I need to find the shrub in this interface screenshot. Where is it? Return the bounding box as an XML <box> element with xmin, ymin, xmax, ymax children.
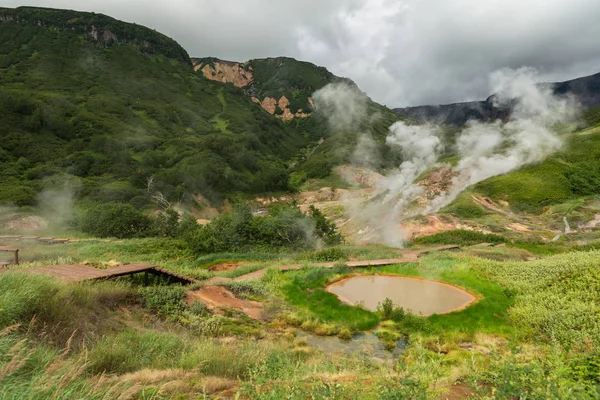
<box><xmin>377</xmin><ymin>298</ymin><xmax>394</xmax><ymax>321</ymax></box>
<box><xmin>223</xmin><ymin>281</ymin><xmax>271</xmax><ymax>299</ymax></box>
<box><xmin>74</xmin><ymin>202</ymin><xmax>153</xmax><ymax>238</ymax></box>
<box><xmin>338</xmin><ymin>328</ymin><xmax>352</xmax><ymax>340</ymax></box>
<box><xmin>139</xmin><ymin>285</ymin><xmax>186</xmax><ymax>316</ymax></box>
<box><xmin>151</xmin><ymin>208</ymin><xmax>180</xmax><ymax>237</ymax></box>
<box><xmin>413</xmin><ymin>229</ymin><xmax>505</xmax><ymax>246</ymax></box>
<box><xmin>297</xmin><ymin>247</ymin><xmax>348</xmax><ymax>262</ymax></box>
<box><xmin>184</xmin><ymin>203</ymin><xmax>344</xmax><ymax>254</ymax></box>
<box><xmin>308</xmin><ymin>205</ymin><xmax>344</xmax><ymax>245</ymax></box>
<box><xmin>187</xmin><ymin>301</ymin><xmax>209</xmax><ymax>316</ymax></box>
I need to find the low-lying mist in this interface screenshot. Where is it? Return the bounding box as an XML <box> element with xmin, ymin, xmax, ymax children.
<box><xmin>313</xmin><ymin>67</ymin><xmax>578</xmax><ymax>246</ymax></box>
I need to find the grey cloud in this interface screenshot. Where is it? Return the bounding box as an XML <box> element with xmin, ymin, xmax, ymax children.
<box><xmin>4</xmin><ymin>0</ymin><xmax>600</xmax><ymax>106</ymax></box>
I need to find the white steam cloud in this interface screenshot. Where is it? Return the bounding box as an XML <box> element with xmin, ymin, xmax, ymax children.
<box><xmin>37</xmin><ymin>176</ymin><xmax>81</xmax><ymax>231</ymax></box>
<box><xmin>312</xmin><ymin>82</ymin><xmax>368</xmax><ymax>132</ymax></box>
<box><xmin>337</xmin><ymin>67</ymin><xmax>577</xmax><ymax>246</ymax></box>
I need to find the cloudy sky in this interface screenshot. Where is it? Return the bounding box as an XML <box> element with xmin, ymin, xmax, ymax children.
<box><xmin>5</xmin><ymin>0</ymin><xmax>600</xmax><ymax>107</ymax></box>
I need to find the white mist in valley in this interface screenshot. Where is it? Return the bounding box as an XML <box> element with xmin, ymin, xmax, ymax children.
<box><xmin>314</xmin><ymin>67</ymin><xmax>578</xmax><ymax>247</ymax></box>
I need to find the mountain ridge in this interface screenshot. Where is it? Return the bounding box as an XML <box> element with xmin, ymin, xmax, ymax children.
<box><xmin>394</xmin><ymin>72</ymin><xmax>600</xmax><ymax>126</ymax></box>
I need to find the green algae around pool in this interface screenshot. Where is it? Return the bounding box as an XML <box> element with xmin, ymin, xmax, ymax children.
<box><xmin>327</xmin><ymin>275</ymin><xmax>476</xmax><ymax>316</ymax></box>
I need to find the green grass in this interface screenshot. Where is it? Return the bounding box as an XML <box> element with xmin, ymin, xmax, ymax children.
<box><xmin>210</xmin><ymin>89</ymin><xmax>230</xmax><ymax>133</ymax></box>
<box><xmin>469</xmin><ymin>126</ymin><xmax>600</xmax><ymax>213</ymax></box>
<box><xmin>472</xmin><ymin>250</ymin><xmax>600</xmax><ymax>348</ymax></box>
<box><xmin>371</xmin><ymin>254</ymin><xmax>513</xmax><ymax>335</ymax></box>
<box><xmin>88</xmin><ymin>330</ymin><xmax>187</xmax><ymax>374</ymax></box>
<box><xmin>442</xmin><ymin>190</ymin><xmax>487</xmax><ymax>218</ymax></box>
<box><xmin>2</xmin><ymin>241</ymin><xmax>600</xmax><ymax>398</ymax></box>
<box><xmin>281</xmin><ymin>266</ymin><xmax>380</xmax><ymax>332</ymax></box>
<box><xmin>0</xmin><ymin>272</ymin><xmax>135</xmax><ymax>345</ymax></box>
<box><xmin>411</xmin><ymin>230</ymin><xmax>506</xmax><ymax>246</ymax></box>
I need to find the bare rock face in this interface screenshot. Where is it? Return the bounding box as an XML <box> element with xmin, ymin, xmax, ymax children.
<box><xmin>255</xmin><ymin>97</ymin><xmax>277</xmax><ymax>114</ymax></box>
<box><xmin>418</xmin><ymin>167</ymin><xmax>459</xmax><ymax>199</ymax></box>
<box><xmin>90</xmin><ymin>25</ymin><xmax>117</xmax><ymax>42</ymax></box>
<box><xmin>193</xmin><ymin>59</ymin><xmax>313</xmax><ymax>121</ymax></box>
<box><xmin>193</xmin><ymin>59</ymin><xmax>254</xmax><ymax>88</ymax></box>
<box><xmin>251</xmin><ymin>95</ymin><xmax>311</xmax><ymax>121</ymax></box>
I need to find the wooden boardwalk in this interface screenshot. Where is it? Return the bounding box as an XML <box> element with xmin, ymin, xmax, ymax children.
<box><xmin>0</xmin><ymin>235</ymin><xmax>79</xmax><ymax>245</ymax></box>
<box><xmin>203</xmin><ymin>244</ymin><xmax>461</xmax><ymax>285</ymax></box>
<box><xmin>0</xmin><ymin>244</ymin><xmax>461</xmax><ymax>286</ymax></box>
<box><xmin>1</xmin><ymin>263</ymin><xmax>197</xmax><ymax>284</ymax></box>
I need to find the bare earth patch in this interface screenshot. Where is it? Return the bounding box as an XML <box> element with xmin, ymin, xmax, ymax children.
<box><xmin>187</xmin><ymin>286</ymin><xmax>264</xmax><ymax>320</ymax></box>
<box><xmin>208</xmin><ymin>262</ymin><xmax>240</xmax><ymax>272</ymax></box>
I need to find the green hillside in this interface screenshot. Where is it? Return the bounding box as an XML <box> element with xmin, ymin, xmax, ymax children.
<box><xmin>0</xmin><ymin>7</ymin><xmax>407</xmax><ymax>210</ymax></box>
<box><xmin>447</xmin><ymin>123</ymin><xmax>600</xmax><ymax>215</ymax></box>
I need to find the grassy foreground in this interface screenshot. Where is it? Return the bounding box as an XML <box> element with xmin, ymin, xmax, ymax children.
<box><xmin>1</xmin><ymin>239</ymin><xmax>600</xmax><ymax>398</ymax></box>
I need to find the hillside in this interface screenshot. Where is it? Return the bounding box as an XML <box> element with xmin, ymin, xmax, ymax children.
<box><xmin>0</xmin><ymin>6</ymin><xmax>310</xmax><ymax>208</ymax></box>
<box><xmin>0</xmin><ymin>6</ymin><xmax>406</xmax><ymax>212</ymax></box>
<box><xmin>395</xmin><ymin>72</ymin><xmax>600</xmax><ymax>126</ymax></box>
<box><xmin>192</xmin><ymin>56</ymin><xmax>347</xmax><ymax>121</ymax></box>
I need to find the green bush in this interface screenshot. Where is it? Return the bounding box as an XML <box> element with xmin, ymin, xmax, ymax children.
<box><xmin>152</xmin><ymin>208</ymin><xmax>181</xmax><ymax>237</ymax></box>
<box><xmin>297</xmin><ymin>247</ymin><xmax>348</xmax><ymax>262</ymax></box>
<box><xmin>223</xmin><ymin>281</ymin><xmax>271</xmax><ymax>299</ymax></box>
<box><xmin>413</xmin><ymin>230</ymin><xmax>505</xmax><ymax>246</ymax></box>
<box><xmin>74</xmin><ymin>202</ymin><xmax>153</xmax><ymax>238</ymax></box>
<box><xmin>308</xmin><ymin>205</ymin><xmax>344</xmax><ymax>245</ymax></box>
<box><xmin>0</xmin><ymin>182</ymin><xmax>37</xmax><ymax>206</ymax></box>
<box><xmin>139</xmin><ymin>285</ymin><xmax>186</xmax><ymax>316</ymax></box>
<box><xmin>377</xmin><ymin>298</ymin><xmax>409</xmax><ymax>323</ymax></box>
<box><xmin>377</xmin><ymin>298</ymin><xmax>394</xmax><ymax>320</ymax></box>
<box><xmin>565</xmin><ymin>161</ymin><xmax>600</xmax><ymax>195</ymax></box>
<box><xmin>184</xmin><ymin>203</ymin><xmax>343</xmax><ymax>254</ymax></box>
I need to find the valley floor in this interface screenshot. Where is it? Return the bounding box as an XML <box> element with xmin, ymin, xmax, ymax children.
<box><xmin>1</xmin><ymin>237</ymin><xmax>599</xmax><ymax>399</ymax></box>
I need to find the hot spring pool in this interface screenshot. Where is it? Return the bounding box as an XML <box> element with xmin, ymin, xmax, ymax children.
<box><xmin>326</xmin><ymin>275</ymin><xmax>476</xmax><ymax>316</ymax></box>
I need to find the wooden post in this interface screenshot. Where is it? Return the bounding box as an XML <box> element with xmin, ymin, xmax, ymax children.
<box><xmin>144</xmin><ymin>271</ymin><xmax>148</xmax><ymax>286</ymax></box>
<box><xmin>14</xmin><ymin>249</ymin><xmax>18</xmax><ymax>265</ymax></box>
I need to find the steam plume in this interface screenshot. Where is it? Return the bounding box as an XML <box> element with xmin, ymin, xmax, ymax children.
<box><xmin>312</xmin><ymin>81</ymin><xmax>368</xmax><ymax>132</ymax></box>
<box><xmin>354</xmin><ymin>67</ymin><xmax>577</xmax><ymax>246</ymax></box>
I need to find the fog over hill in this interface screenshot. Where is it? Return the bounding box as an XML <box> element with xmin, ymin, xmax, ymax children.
<box><xmin>394</xmin><ymin>71</ymin><xmax>600</xmax><ymax>126</ymax></box>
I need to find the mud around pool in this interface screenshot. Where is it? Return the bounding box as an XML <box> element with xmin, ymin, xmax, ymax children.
<box><xmin>326</xmin><ymin>275</ymin><xmax>476</xmax><ymax>316</ymax></box>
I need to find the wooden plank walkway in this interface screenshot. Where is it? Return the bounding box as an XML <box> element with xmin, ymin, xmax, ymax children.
<box><xmin>0</xmin><ymin>235</ymin><xmax>72</xmax><ymax>244</ymax></box>
<box><xmin>203</xmin><ymin>244</ymin><xmax>462</xmax><ymax>285</ymax></box>
<box><xmin>1</xmin><ymin>263</ymin><xmax>197</xmax><ymax>284</ymax></box>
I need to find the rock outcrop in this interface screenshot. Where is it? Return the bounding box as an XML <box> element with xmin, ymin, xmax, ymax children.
<box><xmin>251</xmin><ymin>95</ymin><xmax>311</xmax><ymax>121</ymax></box>
<box><xmin>192</xmin><ymin>59</ymin><xmax>254</xmax><ymax>88</ymax></box>
<box><xmin>192</xmin><ymin>58</ymin><xmax>313</xmax><ymax>121</ymax></box>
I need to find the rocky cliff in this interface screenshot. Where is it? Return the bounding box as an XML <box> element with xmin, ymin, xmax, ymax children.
<box><xmin>191</xmin><ymin>57</ymin><xmax>335</xmax><ymax>121</ymax></box>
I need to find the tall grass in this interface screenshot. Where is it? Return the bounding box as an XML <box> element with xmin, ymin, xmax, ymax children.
<box><xmin>472</xmin><ymin>250</ymin><xmax>600</xmax><ymax>348</ymax></box>
<box><xmin>0</xmin><ymin>273</ymin><xmax>135</xmax><ymax>345</ymax></box>
<box><xmin>88</xmin><ymin>330</ymin><xmax>187</xmax><ymax>374</ymax></box>
<box><xmin>0</xmin><ymin>330</ymin><xmax>129</xmax><ymax>399</ymax></box>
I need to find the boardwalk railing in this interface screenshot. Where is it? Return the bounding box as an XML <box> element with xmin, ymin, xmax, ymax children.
<box><xmin>0</xmin><ymin>247</ymin><xmax>19</xmax><ymax>266</ymax></box>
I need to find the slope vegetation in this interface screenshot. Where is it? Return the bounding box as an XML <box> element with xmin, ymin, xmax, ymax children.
<box><xmin>0</xmin><ymin>7</ymin><xmax>330</xmax><ymax>208</ymax></box>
